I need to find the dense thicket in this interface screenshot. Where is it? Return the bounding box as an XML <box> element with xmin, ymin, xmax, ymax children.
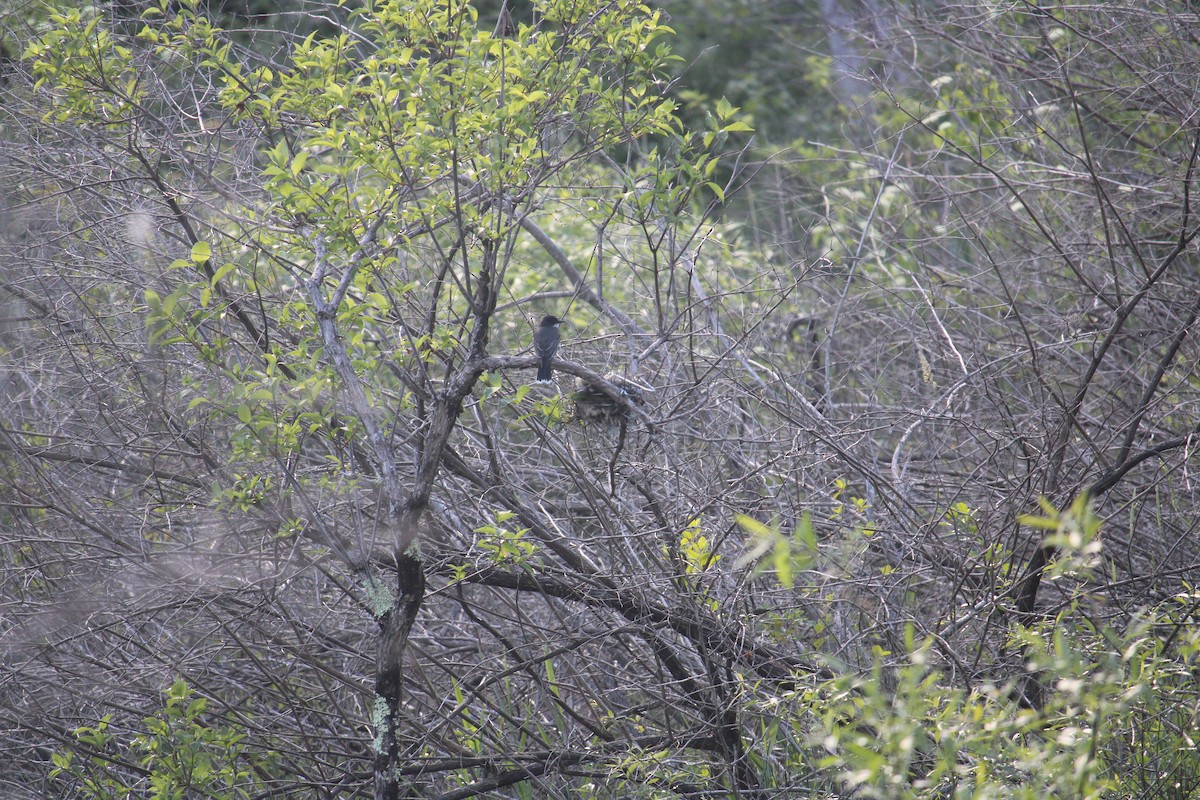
<box><xmin>3</xmin><ymin>1</ymin><xmax>1200</xmax><ymax>798</ymax></box>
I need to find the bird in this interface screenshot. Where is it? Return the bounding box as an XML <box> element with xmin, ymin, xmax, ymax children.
<box><xmin>533</xmin><ymin>315</ymin><xmax>562</xmax><ymax>382</ymax></box>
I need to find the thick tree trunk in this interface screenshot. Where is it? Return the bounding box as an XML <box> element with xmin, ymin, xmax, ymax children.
<box><xmin>374</xmin><ymin>550</ymin><xmax>426</xmax><ymax>800</ymax></box>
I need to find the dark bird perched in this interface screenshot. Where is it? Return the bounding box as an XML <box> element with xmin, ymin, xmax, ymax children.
<box><xmin>534</xmin><ymin>315</ymin><xmax>562</xmax><ymax>382</ymax></box>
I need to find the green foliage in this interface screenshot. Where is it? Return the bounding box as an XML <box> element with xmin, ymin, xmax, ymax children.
<box><xmin>1107</xmin><ymin>594</ymin><xmax>1200</xmax><ymax>798</ymax></box>
<box><xmin>807</xmin><ymin>636</ymin><xmax>1107</xmax><ymax>799</ymax></box>
<box><xmin>724</xmin><ymin>495</ymin><xmax>1200</xmax><ymax>798</ymax></box>
<box><xmin>1019</xmin><ymin>493</ymin><xmax>1104</xmax><ymax>580</ymax></box>
<box><xmin>532</xmin><ymin>391</ymin><xmax>567</xmax><ymax>423</ymax></box>
<box><xmin>734</xmin><ymin>512</ymin><xmax>815</xmax><ymax>589</ymax></box>
<box><xmin>24</xmin><ymin>6</ymin><xmax>141</xmax><ymax>123</ymax></box>
<box><xmin>219</xmin><ymin>0</ymin><xmax>683</xmax><ymax>244</ymax></box>
<box><xmin>52</xmin><ymin>679</ymin><xmax>273</xmax><ymax>800</ymax></box>
<box><xmin>474</xmin><ymin>510</ymin><xmax>539</xmax><ymax>567</ymax></box>
<box><xmin>675</xmin><ymin>515</ymin><xmax>720</xmax><ymax>575</ymax></box>
<box><xmin>830</xmin><ymin>477</ymin><xmax>874</xmax><ymax>534</ymax></box>
<box><xmin>719</xmin><ymin>601</ymin><xmax>1200</xmax><ymax>800</ymax></box>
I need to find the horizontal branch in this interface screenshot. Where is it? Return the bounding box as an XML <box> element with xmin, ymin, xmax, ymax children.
<box><xmin>0</xmin><ymin>427</ymin><xmax>206</xmax><ymax>489</ymax></box>
<box><xmin>422</xmin><ymin>730</ymin><xmax>723</xmax><ymax>800</ymax></box>
<box><xmin>478</xmin><ymin>355</ymin><xmax>655</xmax><ymax>427</ymax></box>
<box><xmin>1088</xmin><ymin>422</ymin><xmax>1200</xmax><ymax>498</ymax></box>
<box><xmin>441</xmin><ymin>562</ymin><xmax>833</xmax><ymax>685</ymax></box>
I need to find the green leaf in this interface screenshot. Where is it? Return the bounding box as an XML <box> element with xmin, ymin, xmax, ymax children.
<box><xmin>190</xmin><ymin>241</ymin><xmax>211</xmax><ymax>263</ymax></box>
<box><xmin>212</xmin><ymin>261</ymin><xmax>237</xmax><ymax>285</ymax></box>
<box><xmin>772</xmin><ymin>536</ymin><xmax>794</xmax><ymax>587</ymax></box>
<box><xmin>734</xmin><ymin>513</ymin><xmax>772</xmax><ymax>539</ymax></box>
<box><xmin>168</xmin><ymin>677</ymin><xmax>189</xmax><ymax>700</ymax></box>
<box><xmin>791</xmin><ymin>512</ymin><xmax>816</xmax><ymax>571</ymax></box>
